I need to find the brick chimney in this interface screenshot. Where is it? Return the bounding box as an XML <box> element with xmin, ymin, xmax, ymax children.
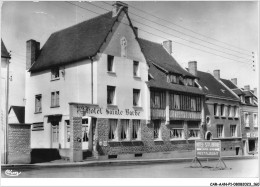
<box><xmin>112</xmin><ymin>1</ymin><xmax>128</xmax><ymax>17</ymax></box>
<box><xmin>163</xmin><ymin>40</ymin><xmax>172</xmax><ymax>54</ymax></box>
<box><xmin>213</xmin><ymin>70</ymin><xmax>220</xmax><ymax>80</ymax></box>
<box><xmin>26</xmin><ymin>39</ymin><xmax>40</xmax><ymax>70</ymax></box>
<box><xmin>244</xmin><ymin>85</ymin><xmax>250</xmax><ymax>91</ymax></box>
<box><xmin>254</xmin><ymin>88</ymin><xmax>257</xmax><ymax>96</ymax></box>
<box><xmin>231</xmin><ymin>78</ymin><xmax>237</xmax><ymax>85</ymax></box>
<box><xmin>188</xmin><ymin>61</ymin><xmax>197</xmax><ymax>76</ymax></box>
<box><xmin>134</xmin><ymin>27</ymin><xmax>138</xmax><ymax>37</ymax></box>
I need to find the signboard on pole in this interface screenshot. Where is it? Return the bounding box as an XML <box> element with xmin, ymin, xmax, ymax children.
<box><xmin>195</xmin><ymin>140</ymin><xmax>221</xmax><ymax>158</ymax></box>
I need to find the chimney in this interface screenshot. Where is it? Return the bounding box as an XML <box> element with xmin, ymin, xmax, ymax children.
<box><xmin>244</xmin><ymin>85</ymin><xmax>250</xmax><ymax>91</ymax></box>
<box><xmin>231</xmin><ymin>78</ymin><xmax>237</xmax><ymax>85</ymax></box>
<box><xmin>26</xmin><ymin>39</ymin><xmax>40</xmax><ymax>70</ymax></box>
<box><xmin>134</xmin><ymin>27</ymin><xmax>138</xmax><ymax>38</ymax></box>
<box><xmin>112</xmin><ymin>1</ymin><xmax>128</xmax><ymax>17</ymax></box>
<box><xmin>254</xmin><ymin>88</ymin><xmax>257</xmax><ymax>96</ymax></box>
<box><xmin>163</xmin><ymin>40</ymin><xmax>172</xmax><ymax>54</ymax></box>
<box><xmin>188</xmin><ymin>61</ymin><xmax>197</xmax><ymax>76</ymax></box>
<box><xmin>213</xmin><ymin>70</ymin><xmax>220</xmax><ymax>80</ymax></box>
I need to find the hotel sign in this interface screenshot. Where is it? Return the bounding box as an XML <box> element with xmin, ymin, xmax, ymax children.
<box><xmin>195</xmin><ymin>140</ymin><xmax>221</xmax><ymax>158</ymax></box>
<box><xmin>76</xmin><ymin>105</ymin><xmax>141</xmax><ymax>116</ymax></box>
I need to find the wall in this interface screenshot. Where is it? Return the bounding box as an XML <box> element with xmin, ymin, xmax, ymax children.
<box><xmin>8</xmin><ymin>108</ymin><xmax>19</xmax><ymax>123</ymax></box>
<box><xmin>8</xmin><ymin>124</ymin><xmax>31</xmax><ymax>164</ymax></box>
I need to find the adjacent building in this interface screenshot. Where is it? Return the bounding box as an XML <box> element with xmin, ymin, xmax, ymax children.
<box><xmin>221</xmin><ymin>78</ymin><xmax>258</xmax><ymax>155</ymax></box>
<box><xmin>1</xmin><ymin>39</ymin><xmax>11</xmax><ymax>164</ymax></box>
<box><xmin>192</xmin><ymin>67</ymin><xmax>242</xmax><ymax>156</ymax></box>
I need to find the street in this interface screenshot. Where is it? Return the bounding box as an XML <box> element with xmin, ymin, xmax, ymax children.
<box><xmin>1</xmin><ymin>158</ymin><xmax>258</xmax><ymax>178</ymax></box>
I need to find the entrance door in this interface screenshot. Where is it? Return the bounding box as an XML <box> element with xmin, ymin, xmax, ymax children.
<box><xmin>82</xmin><ymin>118</ymin><xmax>89</xmax><ymax>150</ymax></box>
<box><xmin>249</xmin><ymin>140</ymin><xmax>256</xmax><ymax>152</ymax></box>
<box><xmin>51</xmin><ymin>121</ymin><xmax>59</xmax><ymax>148</ymax></box>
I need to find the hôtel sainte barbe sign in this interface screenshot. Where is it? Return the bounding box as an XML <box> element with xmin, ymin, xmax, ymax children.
<box><xmin>76</xmin><ymin>105</ymin><xmax>141</xmax><ymax>116</ymax></box>
<box><xmin>195</xmin><ymin>140</ymin><xmax>221</xmax><ymax>158</ymax></box>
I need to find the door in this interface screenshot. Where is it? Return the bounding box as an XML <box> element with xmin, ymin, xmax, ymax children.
<box><xmin>82</xmin><ymin>118</ymin><xmax>90</xmax><ymax>150</ymax></box>
<box><xmin>51</xmin><ymin>121</ymin><xmax>59</xmax><ymax>148</ymax></box>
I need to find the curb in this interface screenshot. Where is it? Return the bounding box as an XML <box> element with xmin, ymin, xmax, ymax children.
<box><xmin>1</xmin><ymin>155</ymin><xmax>257</xmax><ymax>169</ymax></box>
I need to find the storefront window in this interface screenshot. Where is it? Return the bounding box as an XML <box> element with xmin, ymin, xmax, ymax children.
<box><xmin>82</xmin><ymin>119</ymin><xmax>89</xmax><ymax>142</ymax></box>
<box><xmin>153</xmin><ymin>120</ymin><xmax>161</xmax><ymax>139</ymax></box>
<box><xmin>121</xmin><ymin>119</ymin><xmax>129</xmax><ymax>140</ymax></box>
<box><xmin>109</xmin><ymin>119</ymin><xmax>118</xmax><ymax>140</ymax></box>
<box><xmin>188</xmin><ymin>121</ymin><xmax>200</xmax><ymax>138</ymax></box>
<box><xmin>132</xmin><ymin>120</ymin><xmax>140</xmax><ymax>140</ymax></box>
<box><xmin>169</xmin><ymin>120</ymin><xmax>184</xmax><ymax>139</ymax></box>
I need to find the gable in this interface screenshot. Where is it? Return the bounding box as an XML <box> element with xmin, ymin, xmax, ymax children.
<box><xmin>8</xmin><ymin>108</ymin><xmax>20</xmax><ymax>124</ymax></box>
<box><xmin>101</xmin><ymin>13</ymin><xmax>146</xmax><ymax>63</ymax></box>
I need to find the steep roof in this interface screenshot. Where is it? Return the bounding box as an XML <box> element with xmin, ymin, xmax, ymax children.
<box><xmin>232</xmin><ymin>88</ymin><xmax>245</xmax><ymax>96</ymax></box>
<box><xmin>220</xmin><ymin>78</ymin><xmax>238</xmax><ymax>89</ymax></box>
<box><xmin>197</xmin><ymin>71</ymin><xmax>239</xmax><ymax>101</ymax></box>
<box><xmin>30</xmin><ymin>11</ymin><xmax>119</xmax><ymax>72</ymax></box>
<box><xmin>147</xmin><ymin>63</ymin><xmax>204</xmax><ymax>95</ymax></box>
<box><xmin>9</xmin><ymin>106</ymin><xmax>25</xmax><ymax>123</ymax></box>
<box><xmin>1</xmin><ymin>39</ymin><xmax>11</xmax><ymax>59</ymax></box>
<box><xmin>138</xmin><ymin>38</ymin><xmax>196</xmax><ymax>78</ymax></box>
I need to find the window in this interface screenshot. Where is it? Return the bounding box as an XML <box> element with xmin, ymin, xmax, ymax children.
<box><xmin>32</xmin><ymin>122</ymin><xmax>44</xmax><ymax>131</ymax></box>
<box><xmin>244</xmin><ymin>113</ymin><xmax>249</xmax><ymax>127</ymax></box>
<box><xmin>220</xmin><ymin>104</ymin><xmax>225</xmax><ymax>117</ymax></box>
<box><xmin>169</xmin><ymin>120</ymin><xmax>184</xmax><ymax>139</ymax></box>
<box><xmin>107</xmin><ymin>55</ymin><xmax>114</xmax><ymax>72</ymax></box>
<box><xmin>52</xmin><ymin>121</ymin><xmax>59</xmax><ymax>143</ymax></box>
<box><xmin>240</xmin><ymin>95</ymin><xmax>245</xmax><ymax>103</ymax></box>
<box><xmin>82</xmin><ymin>119</ymin><xmax>89</xmax><ymax>142</ymax></box>
<box><xmin>217</xmin><ymin>125</ymin><xmax>224</xmax><ymax>138</ymax></box>
<box><xmin>133</xmin><ymin>89</ymin><xmax>141</xmax><ymax>106</ymax></box>
<box><xmin>133</xmin><ymin>61</ymin><xmax>139</xmax><ymax>77</ymax></box>
<box><xmin>191</xmin><ymin>97</ymin><xmax>196</xmax><ymax>111</ymax></box>
<box><xmin>151</xmin><ymin>90</ymin><xmax>166</xmax><ymax>109</ymax></box>
<box><xmin>121</xmin><ymin>119</ymin><xmax>129</xmax><ymax>140</ymax></box>
<box><xmin>186</xmin><ymin>78</ymin><xmax>194</xmax><ymax>86</ymax></box>
<box><xmin>51</xmin><ymin>68</ymin><xmax>59</xmax><ymax>80</ymax></box>
<box><xmin>234</xmin><ymin>106</ymin><xmax>239</xmax><ymax>118</ymax></box>
<box><xmin>253</xmin><ymin>114</ymin><xmax>258</xmax><ymax>127</ymax></box>
<box><xmin>188</xmin><ymin>121</ymin><xmax>200</xmax><ymax>139</ymax></box>
<box><xmin>206</xmin><ymin>116</ymin><xmax>210</xmax><ymax>125</ymax></box>
<box><xmin>35</xmin><ymin>94</ymin><xmax>42</xmax><ymax>113</ymax></box>
<box><xmin>214</xmin><ymin>104</ymin><xmax>219</xmax><ymax>116</ymax></box>
<box><xmin>245</xmin><ymin>97</ymin><xmax>250</xmax><ymax>104</ymax></box>
<box><xmin>120</xmin><ymin>37</ymin><xmax>127</xmax><ymax>57</ymax></box>
<box><xmin>66</xmin><ymin>120</ymin><xmax>70</xmax><ymax>142</ymax></box>
<box><xmin>132</xmin><ymin>120</ymin><xmax>141</xmax><ymax>140</ymax></box>
<box><xmin>51</xmin><ymin>91</ymin><xmax>59</xmax><ymax>107</ymax></box>
<box><xmin>230</xmin><ymin>125</ymin><xmax>237</xmax><ymax>137</ymax></box>
<box><xmin>107</xmin><ymin>86</ymin><xmax>116</xmax><ymax>105</ymax></box>
<box><xmin>153</xmin><ymin>120</ymin><xmax>161</xmax><ymax>139</ymax></box>
<box><xmin>109</xmin><ymin>119</ymin><xmax>118</xmax><ymax>140</ymax></box>
<box><xmin>168</xmin><ymin>74</ymin><xmax>177</xmax><ymax>84</ymax></box>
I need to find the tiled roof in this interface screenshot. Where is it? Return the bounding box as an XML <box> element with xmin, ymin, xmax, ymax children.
<box><xmin>1</xmin><ymin>39</ymin><xmax>11</xmax><ymax>58</ymax></box>
<box><xmin>197</xmin><ymin>71</ymin><xmax>239</xmax><ymax>100</ymax></box>
<box><xmin>30</xmin><ymin>11</ymin><xmax>119</xmax><ymax>72</ymax></box>
<box><xmin>147</xmin><ymin>63</ymin><xmax>204</xmax><ymax>95</ymax></box>
<box><xmin>232</xmin><ymin>88</ymin><xmax>245</xmax><ymax>96</ymax></box>
<box><xmin>9</xmin><ymin>106</ymin><xmax>25</xmax><ymax>123</ymax></box>
<box><xmin>220</xmin><ymin>78</ymin><xmax>238</xmax><ymax>89</ymax></box>
<box><xmin>138</xmin><ymin>38</ymin><xmax>196</xmax><ymax>78</ymax></box>
<box><xmin>244</xmin><ymin>90</ymin><xmax>255</xmax><ymax>97</ymax></box>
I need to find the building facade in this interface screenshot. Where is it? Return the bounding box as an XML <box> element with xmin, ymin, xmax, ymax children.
<box><xmin>194</xmin><ymin>68</ymin><xmax>242</xmax><ymax>156</ymax></box>
<box><xmin>25</xmin><ymin>2</ymin><xmax>209</xmax><ymax>161</ymax></box>
<box><xmin>1</xmin><ymin>39</ymin><xmax>11</xmax><ymax>164</ymax></box>
<box><xmin>221</xmin><ymin>79</ymin><xmax>258</xmax><ymax>155</ymax></box>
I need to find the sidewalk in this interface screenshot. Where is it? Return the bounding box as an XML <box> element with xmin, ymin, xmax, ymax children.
<box><xmin>1</xmin><ymin>155</ymin><xmax>258</xmax><ymax>169</ymax></box>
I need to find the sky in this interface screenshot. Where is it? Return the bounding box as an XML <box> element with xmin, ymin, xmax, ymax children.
<box><xmin>1</xmin><ymin>1</ymin><xmax>259</xmax><ymax>92</ymax></box>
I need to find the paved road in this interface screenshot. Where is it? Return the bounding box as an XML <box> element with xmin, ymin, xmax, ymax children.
<box><xmin>1</xmin><ymin>158</ymin><xmax>258</xmax><ymax>178</ymax></box>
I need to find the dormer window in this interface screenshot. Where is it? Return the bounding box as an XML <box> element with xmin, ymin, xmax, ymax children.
<box><xmin>186</xmin><ymin>78</ymin><xmax>194</xmax><ymax>86</ymax></box>
<box><xmin>51</xmin><ymin>67</ymin><xmax>59</xmax><ymax>80</ymax></box>
<box><xmin>168</xmin><ymin>74</ymin><xmax>177</xmax><ymax>84</ymax></box>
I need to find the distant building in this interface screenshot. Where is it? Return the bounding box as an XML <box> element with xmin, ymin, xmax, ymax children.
<box><xmin>1</xmin><ymin>39</ymin><xmax>11</xmax><ymax>164</ymax></box>
<box><xmin>193</xmin><ymin>66</ymin><xmax>242</xmax><ymax>156</ymax></box>
<box><xmin>221</xmin><ymin>78</ymin><xmax>258</xmax><ymax>155</ymax></box>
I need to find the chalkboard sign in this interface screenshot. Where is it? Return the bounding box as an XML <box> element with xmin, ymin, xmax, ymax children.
<box><xmin>195</xmin><ymin>140</ymin><xmax>221</xmax><ymax>158</ymax></box>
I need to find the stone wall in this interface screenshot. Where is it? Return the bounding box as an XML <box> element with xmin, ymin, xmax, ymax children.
<box><xmin>8</xmin><ymin>124</ymin><xmax>31</xmax><ymax>164</ymax></box>
<box><xmin>70</xmin><ymin>117</ymin><xmax>82</xmax><ymax>162</ymax></box>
